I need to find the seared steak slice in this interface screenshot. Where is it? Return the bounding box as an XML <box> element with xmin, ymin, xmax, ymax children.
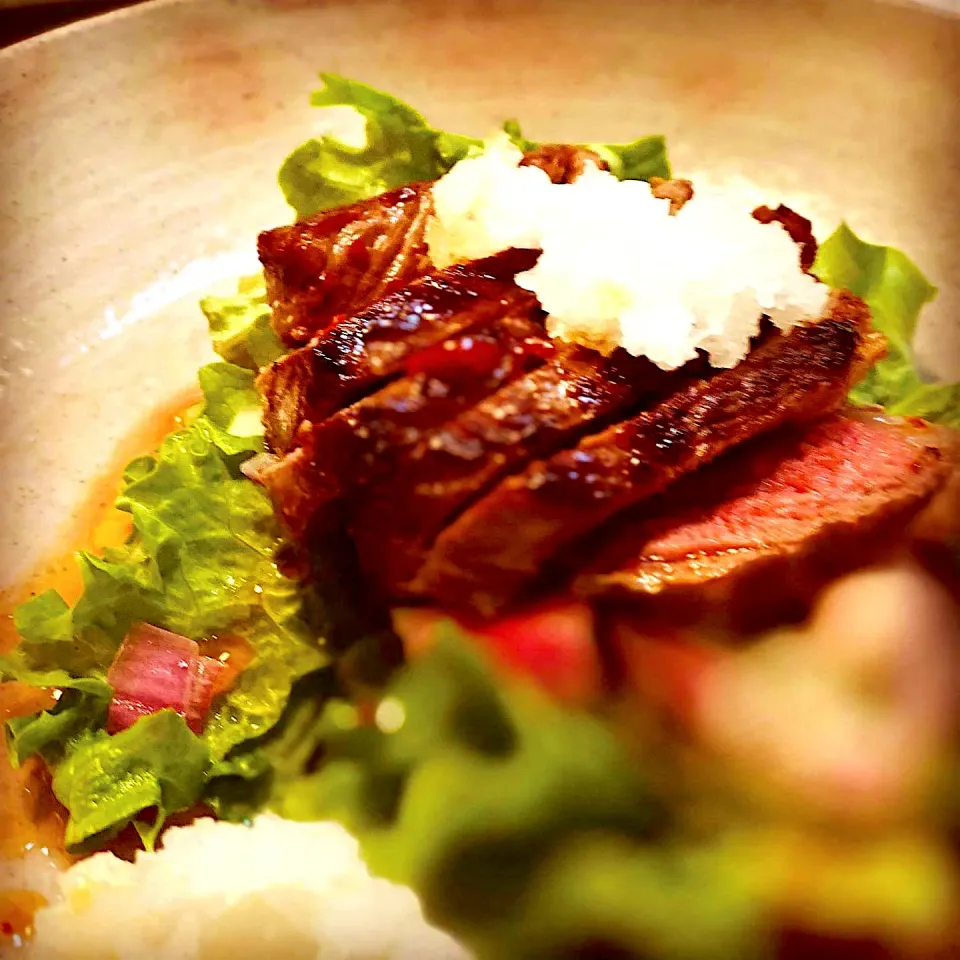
<box><xmin>258</xmin><ymin>311</ymin><xmax>552</xmax><ymax>538</ymax></box>
<box><xmin>408</xmin><ymin>291</ymin><xmax>883</xmax><ymax>615</ymax></box>
<box><xmin>258</xmin><ymin>247</ymin><xmax>540</xmax><ymax>454</ymax></box>
<box><xmin>259</xmin><ymin>183</ymin><xmax>434</xmax><ymax>347</ymax></box>
<box><xmin>576</xmin><ymin>411</ymin><xmax>952</xmax><ymax>629</ymax></box>
<box><xmin>259</xmin><ymin>149</ymin><xmax>616</xmax><ymax>348</ymax></box>
<box><xmin>349</xmin><ymin>346</ymin><xmax>700</xmax><ymax>595</ymax></box>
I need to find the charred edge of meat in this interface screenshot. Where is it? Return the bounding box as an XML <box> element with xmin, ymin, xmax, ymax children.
<box><xmin>404</xmin><ymin>291</ymin><xmax>878</xmax><ymax>616</ymax></box>
<box><xmin>649</xmin><ymin>177</ymin><xmax>695</xmax><ymax>215</ymax></box>
<box><xmin>255</xmin><ymin>345</ymin><xmax>316</xmax><ymax>457</ymax></box>
<box><xmin>260</xmin><ymin>147</ymin><xmax>621</xmax><ymax>349</ymax></box>
<box><xmin>259</xmin><ymin>183</ymin><xmax>435</xmax><ymax>347</ymax></box>
<box><xmin>258</xmin><ymin>311</ymin><xmax>554</xmax><ymax>539</ymax></box>
<box><xmin>257</xmin><ymin>247</ymin><xmax>542</xmax><ymax>454</ymax></box>
<box><xmin>573</xmin><ymin>412</ymin><xmax>951</xmax><ymax>633</ymax></box>
<box><xmin>346</xmin><ymin>343</ymin><xmax>714</xmax><ymax>602</ymax></box>
<box><xmin>752</xmin><ymin>204</ymin><xmax>818</xmax><ymax>272</ymax></box>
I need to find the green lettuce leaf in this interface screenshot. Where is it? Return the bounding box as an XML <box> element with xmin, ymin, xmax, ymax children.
<box><xmin>813</xmin><ymin>223</ymin><xmax>960</xmax><ymax>425</ymax></box>
<box><xmin>204</xmin><ymin>616</ymin><xmax>402</xmax><ymax>820</ymax></box>
<box><xmin>4</xmin><ymin>361</ymin><xmax>329</xmax><ymax>841</ymax></box>
<box><xmin>271</xmin><ymin>631</ymin><xmax>663</xmax><ymax>910</ymax></box>
<box><xmin>203</xmin><ymin>666</ymin><xmax>339</xmax><ymax>822</ymax></box>
<box><xmin>280</xmin><ymin>75</ymin><xmax>465</xmax><ymax>219</ymax></box>
<box><xmin>279</xmin><ymin>73</ymin><xmax>670</xmax><ymax>220</ymax></box>
<box><xmin>53</xmin><ymin>711</ymin><xmax>209</xmax><ymax>851</ymax></box>
<box><xmin>12</xmin><ymin>591</ymin><xmax>73</xmax><ymax>645</ymax></box>
<box><xmin>200</xmin><ymin>275</ymin><xmax>285</xmax><ymax>371</ymax></box>
<box><xmin>196</xmin><ymin>362</ymin><xmax>266</xmax><ymax>455</ymax></box>
<box><xmin>2</xmin><ymin>673</ymin><xmax>112</xmax><ymax>767</ymax></box>
<box><xmin>265</xmin><ymin>630</ymin><xmax>773</xmax><ymax>959</ymax></box>
<box><xmin>588</xmin><ymin>136</ymin><xmax>673</xmax><ymax>183</ymax></box>
<box><xmin>492</xmin><ymin>834</ymin><xmax>768</xmax><ymax>960</ymax></box>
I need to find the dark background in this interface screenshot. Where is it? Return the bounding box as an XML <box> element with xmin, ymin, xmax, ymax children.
<box><xmin>0</xmin><ymin>0</ymin><xmax>140</xmax><ymax>47</ymax></box>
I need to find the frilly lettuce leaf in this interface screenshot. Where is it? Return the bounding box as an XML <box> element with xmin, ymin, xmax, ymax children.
<box><xmin>2</xmin><ymin>362</ymin><xmax>329</xmax><ymax>842</ymax></box>
<box><xmin>196</xmin><ymin>362</ymin><xmax>265</xmax><ymax>454</ymax></box>
<box><xmin>280</xmin><ymin>75</ymin><xmax>467</xmax><ymax>219</ymax></box>
<box><xmin>203</xmin><ymin>667</ymin><xmax>340</xmax><ymax>822</ymax></box>
<box><xmin>279</xmin><ymin>73</ymin><xmax>670</xmax><ymax>220</ymax></box>
<box><xmin>8</xmin><ymin>363</ymin><xmax>328</xmax><ymax>758</ymax></box>
<box><xmin>3</xmin><ymin>674</ymin><xmax>112</xmax><ymax>768</ymax></box>
<box><xmin>200</xmin><ymin>275</ymin><xmax>286</xmax><ymax>372</ymax></box>
<box><xmin>813</xmin><ymin>222</ymin><xmax>960</xmax><ymax>426</ymax></box>
<box><xmin>52</xmin><ymin>711</ymin><xmax>209</xmax><ymax>851</ymax></box>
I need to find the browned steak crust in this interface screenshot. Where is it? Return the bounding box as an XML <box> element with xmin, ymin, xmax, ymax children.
<box><xmin>349</xmin><ymin>345</ymin><xmax>703</xmax><ymax>596</ymax></box>
<box><xmin>257</xmin><ymin>247</ymin><xmax>540</xmax><ymax>454</ymax></box>
<box><xmin>259</xmin><ymin>183</ymin><xmax>434</xmax><ymax>347</ymax></box>
<box><xmin>259</xmin><ymin>148</ymin><xmax>616</xmax><ymax>349</ymax></box>
<box><xmin>405</xmin><ymin>291</ymin><xmax>880</xmax><ymax>615</ymax></box>
<box><xmin>259</xmin><ymin>311</ymin><xmax>552</xmax><ymax>538</ymax></box>
<box><xmin>575</xmin><ymin>411</ymin><xmax>951</xmax><ymax>630</ymax></box>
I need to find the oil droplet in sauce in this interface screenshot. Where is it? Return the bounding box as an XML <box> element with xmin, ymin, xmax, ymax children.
<box><xmin>0</xmin><ymin>386</ymin><xmax>201</xmax><ymax>883</ymax></box>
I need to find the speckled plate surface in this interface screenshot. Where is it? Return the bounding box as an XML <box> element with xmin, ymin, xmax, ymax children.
<box><xmin>0</xmin><ymin>0</ymin><xmax>957</xmax><ymax>586</ymax></box>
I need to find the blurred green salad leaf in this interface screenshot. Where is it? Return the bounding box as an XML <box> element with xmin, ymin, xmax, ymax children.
<box><xmin>263</xmin><ymin>629</ymin><xmax>958</xmax><ymax>959</ymax></box>
<box><xmin>279</xmin><ymin>73</ymin><xmax>671</xmax><ymax>220</ymax></box>
<box><xmin>813</xmin><ymin>223</ymin><xmax>960</xmax><ymax>426</ymax></box>
<box><xmin>497</xmin><ymin>833</ymin><xmax>769</xmax><ymax>960</ymax></box>
<box><xmin>266</xmin><ymin>629</ymin><xmax>773</xmax><ymax>960</ymax></box>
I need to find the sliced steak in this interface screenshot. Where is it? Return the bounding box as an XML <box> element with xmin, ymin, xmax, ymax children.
<box><xmin>259</xmin><ymin>148</ymin><xmax>615</xmax><ymax>348</ymax></box>
<box><xmin>349</xmin><ymin>344</ymin><xmax>696</xmax><ymax>595</ymax></box>
<box><xmin>259</xmin><ymin>183</ymin><xmax>434</xmax><ymax>347</ymax></box>
<box><xmin>576</xmin><ymin>411</ymin><xmax>952</xmax><ymax>630</ymax></box>
<box><xmin>407</xmin><ymin>291</ymin><xmax>882</xmax><ymax>615</ymax></box>
<box><xmin>258</xmin><ymin>247</ymin><xmax>540</xmax><ymax>454</ymax></box>
<box><xmin>258</xmin><ymin>311</ymin><xmax>553</xmax><ymax>538</ymax></box>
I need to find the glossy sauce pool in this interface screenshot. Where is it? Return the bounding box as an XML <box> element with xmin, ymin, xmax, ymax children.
<box><xmin>0</xmin><ymin>387</ymin><xmax>200</xmax><ymax>940</ymax></box>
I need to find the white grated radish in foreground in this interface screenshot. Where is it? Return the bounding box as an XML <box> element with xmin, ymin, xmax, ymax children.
<box><xmin>426</xmin><ymin>135</ymin><xmax>830</xmax><ymax>370</ymax></box>
<box><xmin>25</xmin><ymin>815</ymin><xmax>468</xmax><ymax>960</ymax></box>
